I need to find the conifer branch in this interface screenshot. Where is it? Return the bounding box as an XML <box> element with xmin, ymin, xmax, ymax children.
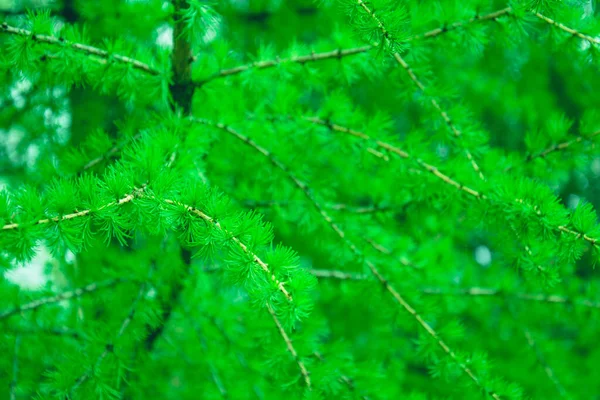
<box><xmin>71</xmin><ymin>264</ymin><xmax>153</xmax><ymax>393</ymax></box>
<box><xmin>82</xmin><ymin>133</ymin><xmax>142</xmax><ymax>171</ymax></box>
<box><xmin>0</xmin><ymin>22</ymin><xmax>161</xmax><ymax>76</ymax></box>
<box><xmin>310</xmin><ymin>271</ymin><xmax>600</xmax><ymax>308</ymax></box>
<box><xmin>524</xmin><ymin>130</ymin><xmax>600</xmax><ymax>165</ymax></box>
<box><xmin>8</xmin><ymin>326</ymin><xmax>83</xmax><ymax>340</ymax></box>
<box><xmin>522</xmin><ymin>329</ymin><xmax>568</xmax><ymax>398</ymax></box>
<box><xmin>0</xmin><ymin>279</ymin><xmax>125</xmax><ymax>320</ymax></box>
<box><xmin>391</xmin><ymin>55</ymin><xmax>485</xmax><ymax>180</ymax></box>
<box><xmin>0</xmin><ymin>186</ymin><xmax>294</xmax><ymax>303</ymax></box>
<box><xmin>193</xmin><ymin>6</ymin><xmax>514</xmax><ymax>87</ymax></box>
<box><xmin>302</xmin><ymin>115</ymin><xmax>483</xmax><ymax>198</ymax></box>
<box><xmin>364</xmin><ymin>238</ymin><xmax>416</xmax><ymax>268</ymax></box>
<box><xmin>161</xmin><ymin>198</ymin><xmax>293</xmax><ymax>301</ymax></box>
<box><xmin>310</xmin><ymin>269</ymin><xmax>367</xmax><ymax>280</ymax></box>
<box><xmin>366</xmin><ymin>261</ymin><xmax>500</xmax><ymax>399</ymax></box>
<box><xmin>301</xmin><ymin>116</ymin><xmax>600</xmax><ymax>248</ymax></box>
<box><xmin>266</xmin><ymin>304</ymin><xmax>312</xmax><ymax>390</ymax></box>
<box><xmin>194</xmin><ymin>46</ymin><xmax>372</xmax><ymax>86</ymax></box>
<box><xmin>534</xmin><ymin>12</ymin><xmax>600</xmax><ymax>46</ymax></box>
<box><xmin>196</xmin><ymin>117</ymin><xmax>500</xmax><ymax>396</ymax></box>
<box><xmin>406</xmin><ymin>7</ymin><xmax>513</xmax><ymax>41</ymax></box>
<box><xmin>1</xmin><ymin>189</ymin><xmax>142</xmax><ymax>231</ymax></box>
<box><xmin>9</xmin><ymin>335</ymin><xmax>20</xmax><ymax>400</ymax></box>
<box><xmin>420</xmin><ymin>287</ymin><xmax>600</xmax><ymax>308</ymax></box>
<box><xmin>355</xmin><ymin>0</ymin><xmax>485</xmax><ymax>180</ymax></box>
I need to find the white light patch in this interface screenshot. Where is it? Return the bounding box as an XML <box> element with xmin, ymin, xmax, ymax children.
<box><xmin>156</xmin><ymin>24</ymin><xmax>173</xmax><ymax>49</ymax></box>
<box><xmin>567</xmin><ymin>194</ymin><xmax>580</xmax><ymax>210</ymax></box>
<box><xmin>5</xmin><ymin>245</ymin><xmax>52</xmax><ymax>290</ymax></box>
<box><xmin>475</xmin><ymin>245</ymin><xmax>492</xmax><ymax>267</ymax></box>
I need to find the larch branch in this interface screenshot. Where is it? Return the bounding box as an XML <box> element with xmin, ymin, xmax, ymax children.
<box><xmin>267</xmin><ymin>304</ymin><xmax>312</xmax><ymax>390</ymax></box>
<box><xmin>0</xmin><ymin>279</ymin><xmax>125</xmax><ymax>320</ymax></box>
<box><xmin>356</xmin><ymin>0</ymin><xmax>485</xmax><ymax>180</ymax></box>
<box><xmin>301</xmin><ymin>116</ymin><xmax>600</xmax><ymax>248</ymax></box>
<box><xmin>534</xmin><ymin>12</ymin><xmax>600</xmax><ymax>45</ymax></box>
<box><xmin>0</xmin><ymin>22</ymin><xmax>160</xmax><ymax>75</ymax></box>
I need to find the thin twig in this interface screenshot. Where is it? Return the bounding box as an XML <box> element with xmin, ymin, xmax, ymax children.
<box><xmin>534</xmin><ymin>12</ymin><xmax>600</xmax><ymax>46</ymax></box>
<box><xmin>0</xmin><ymin>22</ymin><xmax>160</xmax><ymax>75</ymax></box>
<box><xmin>162</xmin><ymin>198</ymin><xmax>293</xmax><ymax>301</ymax></box>
<box><xmin>82</xmin><ymin>133</ymin><xmax>142</xmax><ymax>171</ymax></box>
<box><xmin>522</xmin><ymin>329</ymin><xmax>568</xmax><ymax>397</ymax></box>
<box><xmin>505</xmin><ymin>130</ymin><xmax>600</xmax><ymax>171</ymax></box>
<box><xmin>367</xmin><ymin>261</ymin><xmax>501</xmax><ymax>399</ymax></box>
<box><xmin>407</xmin><ymin>7</ymin><xmax>512</xmax><ymax>41</ymax></box>
<box><xmin>1</xmin><ymin>188</ymin><xmax>143</xmax><ymax>231</ymax></box>
<box><xmin>310</xmin><ymin>269</ymin><xmax>367</xmax><ymax>280</ymax></box>
<box><xmin>267</xmin><ymin>304</ymin><xmax>312</xmax><ymax>390</ymax></box>
<box><xmin>9</xmin><ymin>335</ymin><xmax>20</xmax><ymax>400</ymax></box>
<box><xmin>0</xmin><ymin>279</ymin><xmax>125</xmax><ymax>320</ymax></box>
<box><xmin>302</xmin><ymin>116</ymin><xmax>483</xmax><ymax>198</ymax></box>
<box><xmin>71</xmin><ymin>263</ymin><xmax>154</xmax><ymax>393</ymax></box>
<box><xmin>195</xmin><ymin>46</ymin><xmax>372</xmax><ymax>86</ymax></box>
<box><xmin>420</xmin><ymin>287</ymin><xmax>600</xmax><ymax>308</ymax></box>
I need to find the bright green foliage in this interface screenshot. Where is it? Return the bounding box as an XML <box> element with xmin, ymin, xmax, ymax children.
<box><xmin>1</xmin><ymin>0</ymin><xmax>600</xmax><ymax>399</ymax></box>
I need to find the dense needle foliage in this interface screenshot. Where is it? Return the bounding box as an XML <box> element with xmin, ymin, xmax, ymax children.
<box><xmin>1</xmin><ymin>0</ymin><xmax>600</xmax><ymax>398</ymax></box>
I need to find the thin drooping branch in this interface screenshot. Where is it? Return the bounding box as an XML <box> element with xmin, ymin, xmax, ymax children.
<box><xmin>82</xmin><ymin>132</ymin><xmax>142</xmax><ymax>171</ymax></box>
<box><xmin>1</xmin><ymin>190</ymin><xmax>294</xmax><ymax>302</ymax></box>
<box><xmin>356</xmin><ymin>0</ymin><xmax>485</xmax><ymax>181</ymax></box>
<box><xmin>420</xmin><ymin>287</ymin><xmax>600</xmax><ymax>308</ymax></box>
<box><xmin>0</xmin><ymin>279</ymin><xmax>125</xmax><ymax>320</ymax></box>
<box><xmin>302</xmin><ymin>116</ymin><xmax>483</xmax><ymax>198</ymax></box>
<box><xmin>534</xmin><ymin>12</ymin><xmax>600</xmax><ymax>46</ymax></box>
<box><xmin>366</xmin><ymin>261</ymin><xmax>500</xmax><ymax>399</ymax></box>
<box><xmin>0</xmin><ymin>22</ymin><xmax>160</xmax><ymax>75</ymax></box>
<box><xmin>195</xmin><ymin>46</ymin><xmax>372</xmax><ymax>86</ymax></box>
<box><xmin>9</xmin><ymin>335</ymin><xmax>20</xmax><ymax>400</ymax></box>
<box><xmin>180</xmin><ymin>303</ymin><xmax>228</xmax><ymax>397</ymax></box>
<box><xmin>522</xmin><ymin>329</ymin><xmax>568</xmax><ymax>397</ymax></box>
<box><xmin>300</xmin><ymin>116</ymin><xmax>600</xmax><ymax>248</ymax></box>
<box><xmin>71</xmin><ymin>272</ymin><xmax>151</xmax><ymax>393</ymax></box>
<box><xmin>312</xmin><ymin>271</ymin><xmax>600</xmax><ymax>308</ymax></box>
<box><xmin>406</xmin><ymin>7</ymin><xmax>512</xmax><ymax>41</ymax></box>
<box><xmin>1</xmin><ymin>188</ymin><xmax>143</xmax><ymax>231</ymax></box>
<box><xmin>196</xmin><ymin>117</ymin><xmax>500</xmax><ymax>397</ymax></box>
<box><xmin>525</xmin><ymin>130</ymin><xmax>600</xmax><ymax>165</ymax></box>
<box><xmin>267</xmin><ymin>304</ymin><xmax>312</xmax><ymax>390</ymax></box>
<box><xmin>310</xmin><ymin>269</ymin><xmax>367</xmax><ymax>280</ymax></box>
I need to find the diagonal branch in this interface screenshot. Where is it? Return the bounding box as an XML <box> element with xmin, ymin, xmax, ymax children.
<box><xmin>0</xmin><ymin>22</ymin><xmax>160</xmax><ymax>76</ymax></box>
<box><xmin>354</xmin><ymin>1</ymin><xmax>485</xmax><ymax>180</ymax></box>
<box><xmin>194</xmin><ymin>46</ymin><xmax>372</xmax><ymax>86</ymax></box>
<box><xmin>299</xmin><ymin>116</ymin><xmax>600</xmax><ymax>249</ymax></box>
<box><xmin>534</xmin><ymin>12</ymin><xmax>600</xmax><ymax>46</ymax></box>
<box><xmin>524</xmin><ymin>130</ymin><xmax>600</xmax><ymax>166</ymax></box>
<box><xmin>522</xmin><ymin>329</ymin><xmax>568</xmax><ymax>397</ymax></box>
<box><xmin>1</xmin><ymin>189</ymin><xmax>293</xmax><ymax>302</ymax></box>
<box><xmin>9</xmin><ymin>335</ymin><xmax>20</xmax><ymax>400</ymax></box>
<box><xmin>407</xmin><ymin>7</ymin><xmax>512</xmax><ymax>41</ymax></box>
<box><xmin>71</xmin><ymin>266</ymin><xmax>152</xmax><ymax>393</ymax></box>
<box><xmin>0</xmin><ymin>279</ymin><xmax>125</xmax><ymax>320</ymax></box>
<box><xmin>311</xmin><ymin>271</ymin><xmax>600</xmax><ymax>309</ymax></box>
<box><xmin>267</xmin><ymin>304</ymin><xmax>312</xmax><ymax>389</ymax></box>
<box><xmin>196</xmin><ymin>117</ymin><xmax>501</xmax><ymax>397</ymax></box>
